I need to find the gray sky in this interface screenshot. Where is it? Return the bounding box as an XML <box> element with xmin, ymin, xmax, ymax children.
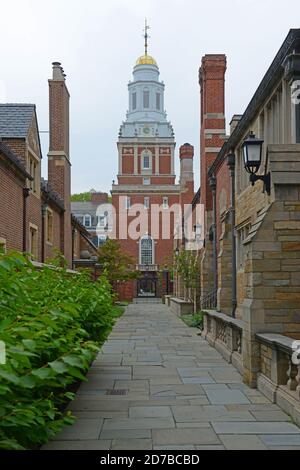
<box><xmin>1</xmin><ymin>0</ymin><xmax>298</xmax><ymax>194</ymax></box>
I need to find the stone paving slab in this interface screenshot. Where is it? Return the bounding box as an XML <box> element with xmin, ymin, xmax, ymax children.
<box><xmin>43</xmin><ymin>303</ymin><xmax>300</xmax><ymax>450</ymax></box>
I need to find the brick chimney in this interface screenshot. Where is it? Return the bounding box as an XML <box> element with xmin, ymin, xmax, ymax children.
<box><xmin>48</xmin><ymin>62</ymin><xmax>72</xmax><ymax>266</ymax></box>
<box><xmin>179</xmin><ymin>143</ymin><xmax>194</xmax><ymax>207</ymax></box>
<box><xmin>91</xmin><ymin>192</ymin><xmax>108</xmax><ymax>205</ymax></box>
<box><xmin>199</xmin><ymin>55</ymin><xmax>227</xmax><ymax>210</ymax></box>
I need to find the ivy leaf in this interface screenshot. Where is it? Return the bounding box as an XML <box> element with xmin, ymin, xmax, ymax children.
<box><xmin>19</xmin><ymin>376</ymin><xmax>36</xmax><ymax>389</ymax></box>
<box><xmin>22</xmin><ymin>339</ymin><xmax>36</xmax><ymax>351</ymax></box>
<box><xmin>63</xmin><ymin>356</ymin><xmax>83</xmax><ymax>368</ymax></box>
<box><xmin>48</xmin><ymin>361</ymin><xmax>68</xmax><ymax>374</ymax></box>
<box><xmin>32</xmin><ymin>368</ymin><xmax>52</xmax><ymax>380</ymax></box>
<box><xmin>0</xmin><ymin>369</ymin><xmax>20</xmax><ymax>385</ymax></box>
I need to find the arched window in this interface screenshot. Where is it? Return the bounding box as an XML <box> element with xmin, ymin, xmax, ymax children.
<box><xmin>143</xmin><ymin>89</ymin><xmax>150</xmax><ymax>108</ymax></box>
<box><xmin>140</xmin><ymin>236</ymin><xmax>154</xmax><ymax>265</ymax></box>
<box><xmin>132</xmin><ymin>92</ymin><xmax>137</xmax><ymax>110</ymax></box>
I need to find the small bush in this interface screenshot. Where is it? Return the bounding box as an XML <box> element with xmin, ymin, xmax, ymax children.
<box><xmin>181</xmin><ymin>311</ymin><xmax>204</xmax><ymax>329</ymax></box>
<box><xmin>0</xmin><ymin>252</ymin><xmax>116</xmax><ymax>449</ymax></box>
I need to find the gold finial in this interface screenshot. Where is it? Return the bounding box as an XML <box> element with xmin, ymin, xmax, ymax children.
<box><xmin>143</xmin><ymin>18</ymin><xmax>150</xmax><ymax>56</ymax></box>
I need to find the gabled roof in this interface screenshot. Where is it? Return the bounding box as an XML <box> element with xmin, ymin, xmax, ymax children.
<box><xmin>0</xmin><ymin>104</ymin><xmax>36</xmax><ymax>138</ymax></box>
<box><xmin>0</xmin><ymin>141</ymin><xmax>32</xmax><ymax>180</ymax></box>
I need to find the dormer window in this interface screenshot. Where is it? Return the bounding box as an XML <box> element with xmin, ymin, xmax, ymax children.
<box><xmin>84</xmin><ymin>214</ymin><xmax>92</xmax><ymax>228</ymax></box>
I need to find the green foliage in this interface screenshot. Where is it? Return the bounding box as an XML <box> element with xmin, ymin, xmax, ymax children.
<box><xmin>174</xmin><ymin>250</ymin><xmax>200</xmax><ymax>290</ymax></box>
<box><xmin>98</xmin><ymin>239</ymin><xmax>139</xmax><ymax>286</ymax></box>
<box><xmin>71</xmin><ymin>191</ymin><xmax>93</xmax><ymax>202</ymax></box>
<box><xmin>0</xmin><ymin>252</ymin><xmax>116</xmax><ymax>449</ymax></box>
<box><xmin>181</xmin><ymin>312</ymin><xmax>204</xmax><ymax>329</ymax></box>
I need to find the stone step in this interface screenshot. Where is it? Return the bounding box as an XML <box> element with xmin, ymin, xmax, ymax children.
<box><xmin>133</xmin><ymin>298</ymin><xmax>162</xmax><ymax>304</ymax></box>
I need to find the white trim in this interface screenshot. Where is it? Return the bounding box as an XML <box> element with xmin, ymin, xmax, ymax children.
<box><xmin>83</xmin><ymin>214</ymin><xmax>92</xmax><ymax>228</ymax></box>
<box><xmin>139</xmin><ymin>235</ymin><xmax>154</xmax><ymax>265</ymax></box>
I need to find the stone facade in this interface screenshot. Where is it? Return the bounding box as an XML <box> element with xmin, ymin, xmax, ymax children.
<box><xmin>199</xmin><ymin>29</ymin><xmax>300</xmax><ymax>392</ymax></box>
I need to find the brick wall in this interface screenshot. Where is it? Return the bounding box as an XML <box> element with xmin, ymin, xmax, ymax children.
<box><xmin>0</xmin><ymin>161</ymin><xmax>24</xmax><ymax>252</ymax></box>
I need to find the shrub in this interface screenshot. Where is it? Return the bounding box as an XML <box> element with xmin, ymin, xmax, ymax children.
<box><xmin>0</xmin><ymin>252</ymin><xmax>116</xmax><ymax>449</ymax></box>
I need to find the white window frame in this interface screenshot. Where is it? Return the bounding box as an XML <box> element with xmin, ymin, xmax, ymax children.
<box><xmin>162</xmin><ymin>197</ymin><xmax>169</xmax><ymax>209</ymax></box>
<box><xmin>143</xmin><ymin>177</ymin><xmax>150</xmax><ymax>185</ymax></box>
<box><xmin>144</xmin><ymin>197</ymin><xmax>150</xmax><ymax>209</ymax></box>
<box><xmin>97</xmin><ymin>215</ymin><xmax>106</xmax><ymax>228</ymax></box>
<box><xmin>125</xmin><ymin>196</ymin><xmax>131</xmax><ymax>210</ymax></box>
<box><xmin>84</xmin><ymin>214</ymin><xmax>92</xmax><ymax>228</ymax></box>
<box><xmin>139</xmin><ymin>235</ymin><xmax>154</xmax><ymax>265</ymax></box>
<box><xmin>142</xmin><ymin>153</ymin><xmax>150</xmax><ymax>170</ymax></box>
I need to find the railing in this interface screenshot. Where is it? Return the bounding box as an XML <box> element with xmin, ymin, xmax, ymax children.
<box><xmin>256</xmin><ymin>333</ymin><xmax>300</xmax><ymax>425</ymax></box>
<box><xmin>200</xmin><ymin>289</ymin><xmax>217</xmax><ymax>309</ymax></box>
<box><xmin>136</xmin><ymin>264</ymin><xmax>159</xmax><ymax>272</ymax></box>
<box><xmin>202</xmin><ymin>309</ymin><xmax>244</xmax><ymax>374</ymax></box>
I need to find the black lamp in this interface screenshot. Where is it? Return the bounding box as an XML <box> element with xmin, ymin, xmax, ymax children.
<box><xmin>242</xmin><ymin>131</ymin><xmax>270</xmax><ymax>195</ymax></box>
<box><xmin>174</xmin><ymin>247</ymin><xmax>179</xmax><ymax>258</ymax></box>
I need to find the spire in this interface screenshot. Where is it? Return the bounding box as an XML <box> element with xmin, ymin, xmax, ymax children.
<box><xmin>143</xmin><ymin>18</ymin><xmax>150</xmax><ymax>56</ymax></box>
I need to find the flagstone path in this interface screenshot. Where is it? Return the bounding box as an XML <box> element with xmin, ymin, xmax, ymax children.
<box><xmin>43</xmin><ymin>303</ymin><xmax>300</xmax><ymax>450</ymax></box>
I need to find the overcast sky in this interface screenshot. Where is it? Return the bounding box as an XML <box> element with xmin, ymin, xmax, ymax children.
<box><xmin>1</xmin><ymin>0</ymin><xmax>298</xmax><ymax>194</ymax></box>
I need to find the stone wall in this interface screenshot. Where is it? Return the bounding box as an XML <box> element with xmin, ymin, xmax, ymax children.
<box><xmin>241</xmin><ymin>144</ymin><xmax>300</xmax><ymax>387</ymax></box>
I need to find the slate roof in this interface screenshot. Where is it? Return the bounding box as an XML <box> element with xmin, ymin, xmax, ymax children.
<box><xmin>0</xmin><ymin>104</ymin><xmax>36</xmax><ymax>138</ymax></box>
<box><xmin>0</xmin><ymin>141</ymin><xmax>32</xmax><ymax>179</ymax></box>
<box><xmin>41</xmin><ymin>178</ymin><xmax>65</xmax><ymax>212</ymax></box>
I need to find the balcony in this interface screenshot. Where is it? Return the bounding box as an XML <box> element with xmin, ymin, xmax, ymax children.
<box><xmin>136</xmin><ymin>264</ymin><xmax>159</xmax><ymax>272</ymax></box>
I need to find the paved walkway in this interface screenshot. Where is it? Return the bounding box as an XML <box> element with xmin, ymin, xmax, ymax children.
<box><xmin>44</xmin><ymin>303</ymin><xmax>300</xmax><ymax>450</ymax></box>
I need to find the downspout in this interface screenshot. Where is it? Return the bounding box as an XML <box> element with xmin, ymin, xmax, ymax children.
<box><xmin>41</xmin><ymin>203</ymin><xmax>48</xmax><ymax>264</ymax></box>
<box><xmin>227</xmin><ymin>152</ymin><xmax>237</xmax><ymax>318</ymax></box>
<box><xmin>71</xmin><ymin>226</ymin><xmax>76</xmax><ymax>270</ymax></box>
<box><xmin>22</xmin><ymin>188</ymin><xmax>30</xmax><ymax>252</ymax></box>
<box><xmin>209</xmin><ymin>175</ymin><xmax>217</xmax><ymax>306</ymax></box>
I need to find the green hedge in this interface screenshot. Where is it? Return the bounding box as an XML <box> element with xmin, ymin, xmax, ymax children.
<box><xmin>0</xmin><ymin>253</ymin><xmax>116</xmax><ymax>450</ymax></box>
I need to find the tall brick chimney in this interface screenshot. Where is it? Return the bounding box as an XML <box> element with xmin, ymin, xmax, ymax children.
<box><xmin>199</xmin><ymin>55</ymin><xmax>227</xmax><ymax>210</ymax></box>
<box><xmin>179</xmin><ymin>143</ymin><xmax>194</xmax><ymax>207</ymax></box>
<box><xmin>48</xmin><ymin>62</ymin><xmax>72</xmax><ymax>266</ymax></box>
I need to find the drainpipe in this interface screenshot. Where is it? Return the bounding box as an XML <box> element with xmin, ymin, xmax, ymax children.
<box><xmin>227</xmin><ymin>152</ymin><xmax>237</xmax><ymax>318</ymax></box>
<box><xmin>22</xmin><ymin>188</ymin><xmax>30</xmax><ymax>252</ymax></box>
<box><xmin>41</xmin><ymin>203</ymin><xmax>48</xmax><ymax>264</ymax></box>
<box><xmin>209</xmin><ymin>175</ymin><xmax>218</xmax><ymax>305</ymax></box>
<box><xmin>71</xmin><ymin>227</ymin><xmax>76</xmax><ymax>270</ymax></box>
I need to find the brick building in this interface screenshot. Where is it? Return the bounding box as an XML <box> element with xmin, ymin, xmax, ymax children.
<box><xmin>71</xmin><ymin>191</ymin><xmax>109</xmax><ymax>248</ymax></box>
<box><xmin>111</xmin><ymin>35</ymin><xmax>195</xmax><ymax>300</ymax></box>
<box><xmin>0</xmin><ymin>63</ymin><xmax>96</xmax><ymax>266</ymax></box>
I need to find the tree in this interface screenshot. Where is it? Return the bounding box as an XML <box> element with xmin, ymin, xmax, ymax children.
<box><xmin>97</xmin><ymin>239</ymin><xmax>138</xmax><ymax>287</ymax></box>
<box><xmin>174</xmin><ymin>250</ymin><xmax>201</xmax><ymax>313</ymax></box>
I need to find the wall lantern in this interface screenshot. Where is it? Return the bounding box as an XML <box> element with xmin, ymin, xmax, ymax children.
<box><xmin>174</xmin><ymin>247</ymin><xmax>179</xmax><ymax>258</ymax></box>
<box><xmin>242</xmin><ymin>131</ymin><xmax>271</xmax><ymax>195</ymax></box>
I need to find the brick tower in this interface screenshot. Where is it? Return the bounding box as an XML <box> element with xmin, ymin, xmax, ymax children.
<box><xmin>111</xmin><ymin>25</ymin><xmax>194</xmax><ymax>300</ymax></box>
<box><xmin>48</xmin><ymin>62</ymin><xmax>72</xmax><ymax>266</ymax></box>
<box><xmin>199</xmin><ymin>54</ymin><xmax>227</xmax><ymax>297</ymax></box>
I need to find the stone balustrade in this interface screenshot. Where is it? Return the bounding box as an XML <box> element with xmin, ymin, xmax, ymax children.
<box><xmin>202</xmin><ymin>310</ymin><xmax>243</xmax><ymax>374</ymax></box>
<box><xmin>256</xmin><ymin>333</ymin><xmax>300</xmax><ymax>426</ymax></box>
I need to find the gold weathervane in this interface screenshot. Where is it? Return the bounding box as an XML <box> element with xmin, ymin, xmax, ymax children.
<box><xmin>135</xmin><ymin>19</ymin><xmax>157</xmax><ymax>66</ymax></box>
